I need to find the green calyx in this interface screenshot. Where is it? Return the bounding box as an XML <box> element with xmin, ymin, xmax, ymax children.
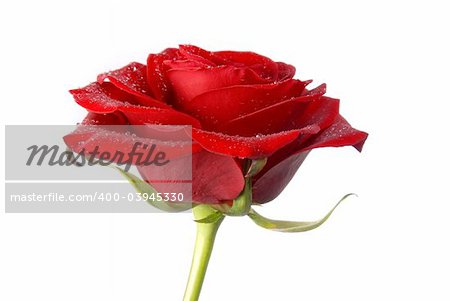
<box><xmin>117</xmin><ymin>161</ymin><xmax>355</xmax><ymax>235</ymax></box>
<box><xmin>247</xmin><ymin>193</ymin><xmax>356</xmax><ymax>232</ymax></box>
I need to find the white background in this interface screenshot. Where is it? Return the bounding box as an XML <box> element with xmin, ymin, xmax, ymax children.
<box><xmin>1</xmin><ymin>0</ymin><xmax>449</xmax><ymax>300</ymax></box>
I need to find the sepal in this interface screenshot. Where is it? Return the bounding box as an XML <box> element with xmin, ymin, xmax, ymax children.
<box><xmin>247</xmin><ymin>193</ymin><xmax>355</xmax><ymax>232</ymax></box>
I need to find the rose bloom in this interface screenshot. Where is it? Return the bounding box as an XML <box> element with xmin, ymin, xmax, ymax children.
<box><xmin>66</xmin><ymin>45</ymin><xmax>367</xmax><ymax>204</ymax></box>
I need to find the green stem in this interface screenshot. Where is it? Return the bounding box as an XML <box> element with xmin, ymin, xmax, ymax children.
<box><xmin>183</xmin><ymin>205</ymin><xmax>224</xmax><ymax>301</ymax></box>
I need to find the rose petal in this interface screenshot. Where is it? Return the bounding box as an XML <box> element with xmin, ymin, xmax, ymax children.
<box><xmin>214</xmin><ymin>50</ymin><xmax>279</xmax><ymax>80</ymax></box>
<box><xmin>219</xmin><ymin>96</ymin><xmax>323</xmax><ymax>136</ymax></box>
<box><xmin>64</xmin><ymin>124</ymin><xmax>193</xmax><ymax>166</ymax></box>
<box><xmin>191</xmin><ymin>128</ymin><xmax>305</xmax><ymax>159</ymax></box>
<box><xmin>300</xmin><ymin>115</ymin><xmax>368</xmax><ymax>152</ymax></box>
<box><xmin>252</xmin><ymin>115</ymin><xmax>368</xmax><ymax>203</ymax></box>
<box><xmin>252</xmin><ymin>151</ymin><xmax>309</xmax><ymax>204</ymax></box>
<box><xmin>70</xmin><ymin>82</ymin><xmax>201</xmax><ymax>127</ymax></box>
<box><xmin>97</xmin><ymin>62</ymin><xmax>162</xmax><ymax>107</ymax></box>
<box><xmin>257</xmin><ymin>96</ymin><xmax>340</xmax><ymax>152</ymax></box>
<box><xmin>80</xmin><ymin>112</ymin><xmax>128</xmax><ymax>125</ymax></box>
<box><xmin>297</xmin><ymin>96</ymin><xmax>340</xmax><ymax>129</ymax></box>
<box><xmin>183</xmin><ymin>79</ymin><xmax>310</xmax><ymax>129</ymax></box>
<box><xmin>255</xmin><ymin>97</ymin><xmax>347</xmax><ymax>164</ymax></box>
<box><xmin>70</xmin><ymin>82</ymin><xmax>132</xmax><ymax>113</ymax></box>
<box><xmin>123</xmin><ymin>107</ymin><xmax>202</xmax><ymax>127</ymax></box>
<box><xmin>146</xmin><ymin>48</ymin><xmax>180</xmax><ymax>102</ymax></box>
<box><xmin>63</xmin><ymin>126</ymin><xmax>191</xmax><ymax>164</ymax></box>
<box><xmin>167</xmin><ymin>65</ymin><xmax>272</xmax><ymax>106</ymax></box>
<box><xmin>277</xmin><ymin>62</ymin><xmax>296</xmax><ymax>81</ymax></box>
<box><xmin>251</xmin><ymin>109</ymin><xmax>366</xmax><ymax>204</ymax></box>
<box><xmin>70</xmin><ymin>82</ymin><xmax>170</xmax><ymax>113</ymax></box>
<box><xmin>163</xmin><ymin>59</ymin><xmax>210</xmax><ymax>69</ymax></box>
<box><xmin>179</xmin><ymin>45</ymin><xmax>226</xmax><ymax>66</ymax></box>
<box><xmin>138</xmin><ymin>150</ymin><xmax>245</xmax><ymax>204</ymax></box>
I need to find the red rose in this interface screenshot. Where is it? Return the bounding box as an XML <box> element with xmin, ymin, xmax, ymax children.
<box><xmin>67</xmin><ymin>45</ymin><xmax>367</xmax><ymax>204</ymax></box>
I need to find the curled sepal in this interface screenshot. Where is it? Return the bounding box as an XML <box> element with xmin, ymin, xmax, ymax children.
<box><xmin>194</xmin><ymin>210</ymin><xmax>224</xmax><ymax>224</ymax></box>
<box><xmin>247</xmin><ymin>193</ymin><xmax>355</xmax><ymax>232</ymax></box>
<box><xmin>115</xmin><ymin>167</ymin><xmax>192</xmax><ymax>212</ymax></box>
